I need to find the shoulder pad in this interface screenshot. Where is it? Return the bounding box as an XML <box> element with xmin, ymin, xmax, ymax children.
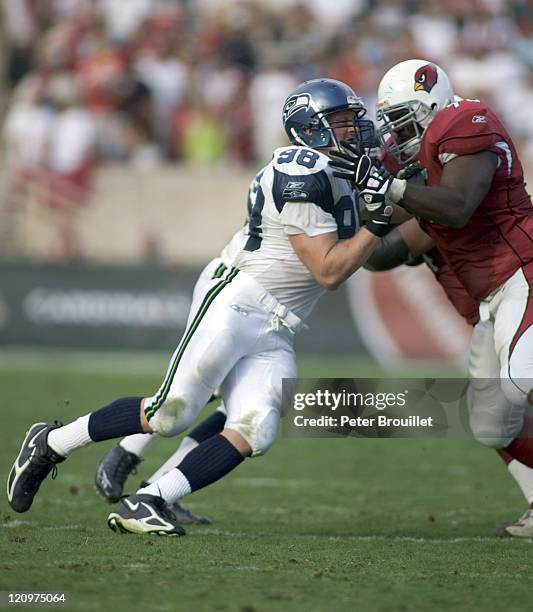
<box><xmin>272</xmin><ymin>167</ymin><xmax>334</xmax><ymax>214</ymax></box>
<box><xmin>272</xmin><ymin>146</ymin><xmax>329</xmax><ymax>175</ymax></box>
<box><xmin>427</xmin><ymin>99</ymin><xmax>502</xmax><ymax>151</ymax></box>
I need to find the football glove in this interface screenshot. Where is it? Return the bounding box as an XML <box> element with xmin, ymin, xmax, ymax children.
<box><xmin>329</xmin><ymin>141</ymin><xmax>374</xmax><ymax>190</ymax></box>
<box><xmin>397</xmin><ymin>161</ymin><xmax>427</xmax><ymax>184</ymax></box>
<box><xmin>329</xmin><ymin>140</ymin><xmax>407</xmax><ymax>203</ymax></box>
<box><xmin>362</xmin><ymin>192</ymin><xmax>394</xmax><ymax>238</ymax></box>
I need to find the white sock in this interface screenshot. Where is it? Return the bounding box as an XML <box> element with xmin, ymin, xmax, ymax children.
<box><xmin>147</xmin><ymin>436</ymin><xmax>199</xmax><ymax>483</ymax></box>
<box><xmin>508</xmin><ymin>459</ymin><xmax>533</xmax><ymax>505</ymax></box>
<box><xmin>47</xmin><ymin>415</ymin><xmax>92</xmax><ymax>457</ymax></box>
<box><xmin>119</xmin><ymin>433</ymin><xmax>157</xmax><ymax>458</ymax></box>
<box><xmin>139</xmin><ymin>469</ymin><xmax>191</xmax><ymax>504</ymax></box>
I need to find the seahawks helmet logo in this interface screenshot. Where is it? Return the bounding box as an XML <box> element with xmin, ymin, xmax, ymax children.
<box><xmin>283</xmin><ymin>94</ymin><xmax>311</xmax><ymax>121</ymax></box>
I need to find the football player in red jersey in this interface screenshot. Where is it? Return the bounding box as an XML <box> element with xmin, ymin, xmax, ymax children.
<box><xmin>330</xmin><ymin>56</ymin><xmax>533</xmax><ymax>520</ymax></box>
<box><xmin>365</xmin><ymin>215</ymin><xmax>533</xmax><ymax>536</ymax></box>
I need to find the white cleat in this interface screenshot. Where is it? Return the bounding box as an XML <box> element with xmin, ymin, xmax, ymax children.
<box><xmin>107</xmin><ymin>494</ymin><xmax>186</xmax><ymax>536</ymax></box>
<box><xmin>500</xmin><ymin>508</ymin><xmax>533</xmax><ymax>538</ymax></box>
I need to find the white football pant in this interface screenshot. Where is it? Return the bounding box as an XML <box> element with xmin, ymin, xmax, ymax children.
<box><xmin>144</xmin><ymin>267</ymin><xmax>300</xmax><ymax>456</ymax></box>
<box><xmin>468</xmin><ymin>265</ymin><xmax>533</xmax><ymax>447</ymax></box>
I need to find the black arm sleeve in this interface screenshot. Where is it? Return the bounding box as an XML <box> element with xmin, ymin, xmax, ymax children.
<box><xmin>364</xmin><ymin>227</ymin><xmax>418</xmax><ymax>272</ymax></box>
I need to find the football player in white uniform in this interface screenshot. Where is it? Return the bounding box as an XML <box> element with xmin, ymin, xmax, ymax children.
<box><xmin>94</xmin><ymin>223</ymin><xmax>251</xmax><ymax>525</ymax></box>
<box><xmin>7</xmin><ymin>78</ymin><xmax>391</xmax><ymax>535</ymax></box>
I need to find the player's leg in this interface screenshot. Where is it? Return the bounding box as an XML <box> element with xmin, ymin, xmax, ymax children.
<box><xmin>94</xmin><ymin>433</ymin><xmax>156</xmax><ymax>502</ymax></box>
<box><xmin>497</xmin><ymin>449</ymin><xmax>533</xmax><ymax>537</ymax></box>
<box><xmin>148</xmin><ymin>404</ymin><xmax>227</xmax><ymax>483</ymax></box>
<box><xmin>108</xmin><ymin>314</ymin><xmax>297</xmax><ymax>535</ymax></box>
<box><xmin>94</xmin><ymin>404</ymin><xmax>227</xmax><ymax>509</ymax></box>
<box><xmin>491</xmin><ymin>266</ymin><xmax>533</xmax><ymax>467</ymax></box>
<box><xmin>7</xmin><ymin>395</ymin><xmax>148</xmax><ymax>513</ymax></box>
<box><xmin>139</xmin><ymin>348</ymin><xmax>294</xmax><ymax>502</ymax></box>
<box><xmin>140</xmin><ymin>404</ymin><xmax>228</xmax><ymax>524</ymax></box>
<box><xmin>93</xmin><ymin>259</ymin><xmax>226</xmax><ymax>502</ymax></box>
<box><xmin>468</xmin><ymin>315</ymin><xmax>533</xmax><ymax>535</ymax></box>
<box><xmin>107</xmin><ymin>268</ymin><xmax>265</xmax><ymax>534</ymax></box>
<box><xmin>467</xmin><ymin>319</ymin><xmax>524</xmax><ymax>448</ymax></box>
<box><xmin>467</xmin><ymin>317</ymin><xmax>524</xmax><ymax>446</ymax></box>
<box><xmin>7</xmin><ymin>268</ymin><xmax>238</xmax><ymax>514</ymax></box>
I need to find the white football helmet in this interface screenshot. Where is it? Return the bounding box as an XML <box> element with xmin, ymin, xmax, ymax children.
<box><xmin>376</xmin><ymin>59</ymin><xmax>454</xmax><ymax>164</ymax></box>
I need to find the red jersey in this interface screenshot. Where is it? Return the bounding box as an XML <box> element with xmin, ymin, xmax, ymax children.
<box><xmin>380</xmin><ymin>151</ymin><xmax>480</xmax><ymax>326</ymax></box>
<box><xmin>417</xmin><ymin>99</ymin><xmax>533</xmax><ymax>300</ymax></box>
<box><xmin>424</xmin><ymin>248</ymin><xmax>480</xmax><ymax>326</ymax></box>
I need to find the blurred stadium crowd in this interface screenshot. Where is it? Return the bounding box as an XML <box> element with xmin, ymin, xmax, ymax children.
<box><xmin>1</xmin><ymin>0</ymin><xmax>532</xmax><ymax>260</ymax></box>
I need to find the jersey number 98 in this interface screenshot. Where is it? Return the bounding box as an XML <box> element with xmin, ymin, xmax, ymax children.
<box><xmin>277</xmin><ymin>149</ymin><xmax>319</xmax><ymax>169</ymax></box>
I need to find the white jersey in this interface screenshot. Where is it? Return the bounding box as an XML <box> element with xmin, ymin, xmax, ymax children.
<box><xmin>220</xmin><ymin>225</ymin><xmax>248</xmax><ymax>268</ymax></box>
<box><xmin>234</xmin><ymin>145</ymin><xmax>359</xmax><ymax>320</ymax></box>
<box><xmin>218</xmin><ymin>172</ymin><xmax>257</xmax><ymax>267</ymax></box>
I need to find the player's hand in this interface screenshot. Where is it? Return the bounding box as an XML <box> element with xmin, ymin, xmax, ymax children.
<box><xmin>397</xmin><ymin>161</ymin><xmax>427</xmax><ymax>184</ymax></box>
<box><xmin>361</xmin><ymin>192</ymin><xmax>394</xmax><ymax>238</ymax></box>
<box><xmin>330</xmin><ymin>140</ymin><xmax>407</xmax><ymax>204</ymax></box>
<box><xmin>328</xmin><ymin>141</ymin><xmax>375</xmax><ymax>190</ymax></box>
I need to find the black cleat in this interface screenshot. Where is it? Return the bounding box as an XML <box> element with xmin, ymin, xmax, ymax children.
<box><xmin>7</xmin><ymin>422</ymin><xmax>65</xmax><ymax>513</ymax></box>
<box><xmin>107</xmin><ymin>494</ymin><xmax>186</xmax><ymax>536</ymax></box>
<box><xmin>172</xmin><ymin>502</ymin><xmax>212</xmax><ymax>526</ymax></box>
<box><xmin>95</xmin><ymin>445</ymin><xmax>141</xmax><ymax>503</ymax></box>
<box><xmin>138</xmin><ymin>480</ymin><xmax>211</xmax><ymax>525</ymax></box>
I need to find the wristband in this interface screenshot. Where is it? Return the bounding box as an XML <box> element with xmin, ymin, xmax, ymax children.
<box><xmin>365</xmin><ymin>220</ymin><xmax>392</xmax><ymax>238</ymax></box>
<box><xmin>387</xmin><ymin>178</ymin><xmax>407</xmax><ymax>203</ymax></box>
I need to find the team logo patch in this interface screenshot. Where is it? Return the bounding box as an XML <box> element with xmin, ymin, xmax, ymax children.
<box><xmin>414</xmin><ymin>64</ymin><xmax>438</xmax><ymax>93</ymax></box>
<box><xmin>283</xmin><ymin>94</ymin><xmax>311</xmax><ymax>121</ymax></box>
<box><xmin>283</xmin><ymin>181</ymin><xmax>309</xmax><ymax>200</ymax></box>
<box><xmin>472</xmin><ymin>115</ymin><xmax>487</xmax><ymax>123</ymax></box>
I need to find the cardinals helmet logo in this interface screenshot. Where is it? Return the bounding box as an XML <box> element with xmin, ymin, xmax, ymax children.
<box><xmin>414</xmin><ymin>64</ymin><xmax>438</xmax><ymax>93</ymax></box>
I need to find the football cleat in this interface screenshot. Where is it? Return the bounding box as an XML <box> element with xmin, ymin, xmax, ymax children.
<box><xmin>172</xmin><ymin>502</ymin><xmax>211</xmax><ymax>526</ymax></box>
<box><xmin>498</xmin><ymin>508</ymin><xmax>533</xmax><ymax>538</ymax></box>
<box><xmin>138</xmin><ymin>480</ymin><xmax>211</xmax><ymax>525</ymax></box>
<box><xmin>7</xmin><ymin>422</ymin><xmax>66</xmax><ymax>513</ymax></box>
<box><xmin>107</xmin><ymin>494</ymin><xmax>186</xmax><ymax>536</ymax></box>
<box><xmin>95</xmin><ymin>445</ymin><xmax>141</xmax><ymax>502</ymax></box>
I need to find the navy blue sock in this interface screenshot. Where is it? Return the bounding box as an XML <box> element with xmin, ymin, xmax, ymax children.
<box><xmin>188</xmin><ymin>410</ymin><xmax>227</xmax><ymax>444</ymax></box>
<box><xmin>88</xmin><ymin>396</ymin><xmax>143</xmax><ymax>442</ymax></box>
<box><xmin>177</xmin><ymin>434</ymin><xmax>244</xmax><ymax>492</ymax></box>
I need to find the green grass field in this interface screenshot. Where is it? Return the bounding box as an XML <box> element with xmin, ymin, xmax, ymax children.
<box><xmin>1</xmin><ymin>354</ymin><xmax>532</xmax><ymax>611</ymax></box>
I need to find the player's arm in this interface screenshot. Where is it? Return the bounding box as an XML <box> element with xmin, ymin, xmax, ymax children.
<box><xmin>398</xmin><ymin>151</ymin><xmax>499</xmax><ymax>228</ymax></box>
<box><xmin>330</xmin><ymin>137</ymin><xmax>499</xmax><ymax>229</ymax></box>
<box><xmin>289</xmin><ymin>228</ymin><xmax>379</xmax><ymax>291</ymax></box>
<box><xmin>364</xmin><ymin>218</ymin><xmax>434</xmax><ymax>271</ymax></box>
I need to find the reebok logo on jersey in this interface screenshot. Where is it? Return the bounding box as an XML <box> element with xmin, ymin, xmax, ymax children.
<box><xmin>472</xmin><ymin>115</ymin><xmax>487</xmax><ymax>123</ymax></box>
<box><xmin>283</xmin><ymin>182</ymin><xmax>309</xmax><ymax>200</ymax></box>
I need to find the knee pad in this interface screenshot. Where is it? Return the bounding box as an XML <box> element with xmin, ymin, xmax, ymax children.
<box><xmin>149</xmin><ymin>396</ymin><xmax>196</xmax><ymax>437</ymax></box>
<box><xmin>501</xmin><ymin>377</ymin><xmax>530</xmax><ymax>408</ymax></box>
<box><xmin>468</xmin><ymin>388</ymin><xmax>524</xmax><ymax>448</ymax></box>
<box><xmin>469</xmin><ymin>413</ymin><xmax>513</xmax><ymax>448</ymax></box>
<box><xmin>227</xmin><ymin>408</ymin><xmax>280</xmax><ymax>457</ymax></box>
